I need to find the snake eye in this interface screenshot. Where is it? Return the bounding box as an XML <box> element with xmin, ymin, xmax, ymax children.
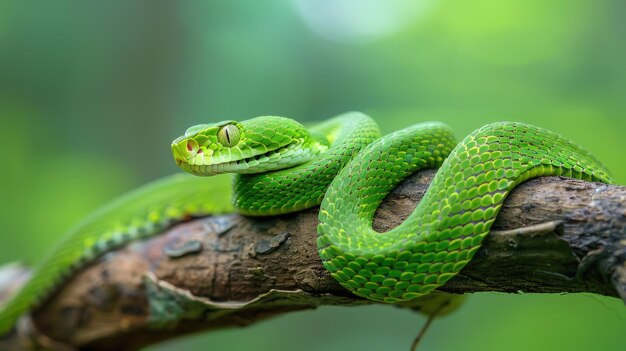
<box><xmin>217</xmin><ymin>124</ymin><xmax>240</xmax><ymax>147</ymax></box>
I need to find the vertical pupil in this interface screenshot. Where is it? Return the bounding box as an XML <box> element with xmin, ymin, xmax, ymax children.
<box><xmin>225</xmin><ymin>127</ymin><xmax>231</xmax><ymax>144</ymax></box>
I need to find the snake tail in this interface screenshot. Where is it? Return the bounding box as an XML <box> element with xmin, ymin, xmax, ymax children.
<box><xmin>318</xmin><ymin>122</ymin><xmax>612</xmax><ymax>303</ymax></box>
<box><xmin>0</xmin><ymin>174</ymin><xmax>233</xmax><ymax>335</ymax></box>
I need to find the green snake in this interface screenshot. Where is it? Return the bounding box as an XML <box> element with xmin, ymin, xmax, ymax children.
<box><xmin>0</xmin><ymin>112</ymin><xmax>613</xmax><ymax>335</ymax></box>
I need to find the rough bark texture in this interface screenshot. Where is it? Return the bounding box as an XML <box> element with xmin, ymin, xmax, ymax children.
<box><xmin>1</xmin><ymin>170</ymin><xmax>624</xmax><ymax>351</ymax></box>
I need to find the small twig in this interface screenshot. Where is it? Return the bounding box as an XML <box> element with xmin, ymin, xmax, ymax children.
<box><xmin>410</xmin><ymin>300</ymin><xmax>450</xmax><ymax>351</ymax></box>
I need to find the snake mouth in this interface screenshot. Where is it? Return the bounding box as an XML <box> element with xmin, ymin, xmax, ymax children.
<box><xmin>173</xmin><ymin>141</ymin><xmax>298</xmax><ymax>176</ymax></box>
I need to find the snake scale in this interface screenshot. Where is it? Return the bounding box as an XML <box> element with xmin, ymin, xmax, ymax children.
<box><xmin>0</xmin><ymin>112</ymin><xmax>612</xmax><ymax>335</ymax></box>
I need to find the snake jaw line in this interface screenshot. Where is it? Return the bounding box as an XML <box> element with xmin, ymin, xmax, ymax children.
<box><xmin>171</xmin><ymin>116</ymin><xmax>326</xmax><ymax>176</ymax></box>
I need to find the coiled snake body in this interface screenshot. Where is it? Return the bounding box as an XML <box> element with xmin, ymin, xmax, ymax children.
<box><xmin>0</xmin><ymin>112</ymin><xmax>612</xmax><ymax>334</ymax></box>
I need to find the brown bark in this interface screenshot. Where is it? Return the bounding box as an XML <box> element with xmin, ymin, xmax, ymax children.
<box><xmin>1</xmin><ymin>170</ymin><xmax>625</xmax><ymax>351</ymax></box>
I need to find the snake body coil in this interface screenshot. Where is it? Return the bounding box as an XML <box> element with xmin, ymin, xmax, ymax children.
<box><xmin>318</xmin><ymin>121</ymin><xmax>611</xmax><ymax>302</ymax></box>
<box><xmin>0</xmin><ymin>112</ymin><xmax>612</xmax><ymax>334</ymax></box>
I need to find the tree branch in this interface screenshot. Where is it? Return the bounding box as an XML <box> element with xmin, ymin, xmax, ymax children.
<box><xmin>1</xmin><ymin>170</ymin><xmax>625</xmax><ymax>350</ymax></box>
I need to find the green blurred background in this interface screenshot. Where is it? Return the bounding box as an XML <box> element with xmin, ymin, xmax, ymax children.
<box><xmin>1</xmin><ymin>0</ymin><xmax>624</xmax><ymax>350</ymax></box>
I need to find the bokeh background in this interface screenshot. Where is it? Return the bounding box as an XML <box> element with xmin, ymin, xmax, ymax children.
<box><xmin>1</xmin><ymin>1</ymin><xmax>625</xmax><ymax>350</ymax></box>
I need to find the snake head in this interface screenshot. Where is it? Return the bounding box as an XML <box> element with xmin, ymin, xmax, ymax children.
<box><xmin>172</xmin><ymin>116</ymin><xmax>327</xmax><ymax>176</ymax></box>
